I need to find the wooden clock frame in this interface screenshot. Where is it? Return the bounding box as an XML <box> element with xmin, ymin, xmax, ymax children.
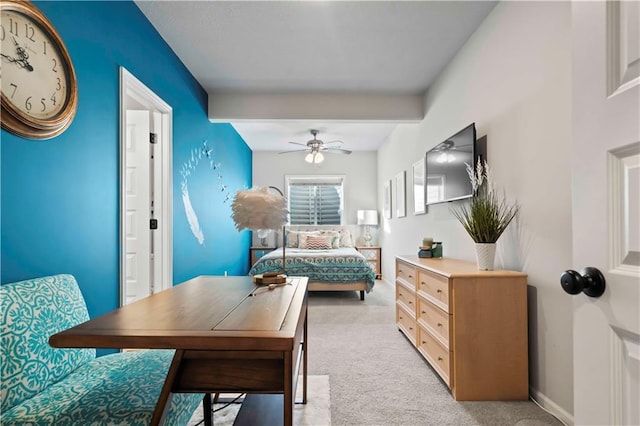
<box><xmin>1</xmin><ymin>0</ymin><xmax>78</xmax><ymax>139</ymax></box>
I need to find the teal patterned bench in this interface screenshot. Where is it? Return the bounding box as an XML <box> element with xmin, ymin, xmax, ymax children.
<box><xmin>1</xmin><ymin>274</ymin><xmax>205</xmax><ymax>425</ymax></box>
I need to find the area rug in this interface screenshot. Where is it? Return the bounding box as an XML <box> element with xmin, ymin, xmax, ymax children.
<box><xmin>187</xmin><ymin>375</ymin><xmax>331</xmax><ymax>426</ymax></box>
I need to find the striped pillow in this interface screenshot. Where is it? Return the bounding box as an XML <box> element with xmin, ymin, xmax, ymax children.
<box><xmin>302</xmin><ymin>235</ymin><xmax>332</xmax><ymax>250</ymax></box>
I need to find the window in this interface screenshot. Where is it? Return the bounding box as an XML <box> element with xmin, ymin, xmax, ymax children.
<box><xmin>286</xmin><ymin>175</ymin><xmax>345</xmax><ymax>225</ymax></box>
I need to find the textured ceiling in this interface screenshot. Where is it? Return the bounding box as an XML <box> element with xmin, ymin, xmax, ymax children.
<box><xmin>136</xmin><ymin>1</ymin><xmax>497</xmax><ymax>151</ymax></box>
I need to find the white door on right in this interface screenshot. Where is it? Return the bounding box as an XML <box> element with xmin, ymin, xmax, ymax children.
<box><xmin>570</xmin><ymin>1</ymin><xmax>639</xmax><ymax>425</ymax></box>
<box><xmin>124</xmin><ymin>109</ymin><xmax>151</xmax><ymax>305</ymax></box>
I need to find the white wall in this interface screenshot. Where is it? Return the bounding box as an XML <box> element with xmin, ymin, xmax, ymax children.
<box><xmin>253</xmin><ymin>151</ymin><xmax>379</xmax><ymax>245</ymax></box>
<box><xmin>378</xmin><ymin>2</ymin><xmax>573</xmax><ymax>423</ymax></box>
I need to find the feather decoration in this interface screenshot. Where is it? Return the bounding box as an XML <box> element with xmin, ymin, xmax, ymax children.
<box><xmin>231</xmin><ymin>187</ymin><xmax>288</xmax><ymax>231</ymax></box>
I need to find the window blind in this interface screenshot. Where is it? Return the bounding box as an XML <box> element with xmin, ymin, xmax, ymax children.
<box><xmin>287</xmin><ymin>178</ymin><xmax>343</xmax><ymax>225</ymax></box>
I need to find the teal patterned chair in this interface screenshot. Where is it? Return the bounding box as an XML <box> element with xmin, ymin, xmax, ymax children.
<box><xmin>1</xmin><ymin>274</ymin><xmax>205</xmax><ymax>425</ymax></box>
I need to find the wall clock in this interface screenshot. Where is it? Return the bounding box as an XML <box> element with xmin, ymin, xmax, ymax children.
<box><xmin>1</xmin><ymin>0</ymin><xmax>78</xmax><ymax>139</ymax></box>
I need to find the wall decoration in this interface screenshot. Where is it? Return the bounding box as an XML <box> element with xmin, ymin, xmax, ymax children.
<box><xmin>180</xmin><ymin>140</ymin><xmax>231</xmax><ymax>245</ymax></box>
<box><xmin>383</xmin><ymin>179</ymin><xmax>392</xmax><ymax>219</ymax></box>
<box><xmin>413</xmin><ymin>158</ymin><xmax>426</xmax><ymax>215</ymax></box>
<box><xmin>1</xmin><ymin>0</ymin><xmax>78</xmax><ymax>139</ymax></box>
<box><xmin>396</xmin><ymin>171</ymin><xmax>406</xmax><ymax>218</ymax></box>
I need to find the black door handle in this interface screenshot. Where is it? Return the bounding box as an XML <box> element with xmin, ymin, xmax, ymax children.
<box><xmin>560</xmin><ymin>267</ymin><xmax>606</xmax><ymax>298</ymax></box>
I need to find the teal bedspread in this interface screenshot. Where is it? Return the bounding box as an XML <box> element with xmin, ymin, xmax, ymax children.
<box><xmin>249</xmin><ymin>247</ymin><xmax>376</xmax><ymax>292</ymax></box>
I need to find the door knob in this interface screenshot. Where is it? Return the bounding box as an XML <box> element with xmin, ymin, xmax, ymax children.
<box><xmin>560</xmin><ymin>267</ymin><xmax>606</xmax><ymax>297</ymax></box>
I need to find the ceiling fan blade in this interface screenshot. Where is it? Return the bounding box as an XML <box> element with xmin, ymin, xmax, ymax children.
<box><xmin>323</xmin><ymin>148</ymin><xmax>352</xmax><ymax>154</ymax></box>
<box><xmin>324</xmin><ymin>140</ymin><xmax>344</xmax><ymax>145</ymax></box>
<box><xmin>288</xmin><ymin>141</ymin><xmax>308</xmax><ymax>147</ymax></box>
<box><xmin>278</xmin><ymin>148</ymin><xmax>309</xmax><ymax>154</ymax></box>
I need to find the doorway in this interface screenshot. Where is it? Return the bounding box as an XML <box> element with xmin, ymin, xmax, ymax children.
<box><xmin>119</xmin><ymin>67</ymin><xmax>173</xmax><ymax>306</ymax></box>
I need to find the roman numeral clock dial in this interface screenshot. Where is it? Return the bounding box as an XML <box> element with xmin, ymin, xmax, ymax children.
<box><xmin>1</xmin><ymin>0</ymin><xmax>77</xmax><ymax>139</ymax></box>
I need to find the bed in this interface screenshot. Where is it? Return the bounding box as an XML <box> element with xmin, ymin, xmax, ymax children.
<box><xmin>249</xmin><ymin>227</ymin><xmax>376</xmax><ymax>300</ymax></box>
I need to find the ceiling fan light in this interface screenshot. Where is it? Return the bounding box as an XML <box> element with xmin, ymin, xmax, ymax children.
<box><xmin>314</xmin><ymin>152</ymin><xmax>324</xmax><ymax>163</ymax></box>
<box><xmin>305</xmin><ymin>153</ymin><xmax>314</xmax><ymax>163</ymax></box>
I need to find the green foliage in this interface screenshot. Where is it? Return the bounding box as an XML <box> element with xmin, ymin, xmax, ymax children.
<box><xmin>451</xmin><ymin>160</ymin><xmax>519</xmax><ymax>243</ymax></box>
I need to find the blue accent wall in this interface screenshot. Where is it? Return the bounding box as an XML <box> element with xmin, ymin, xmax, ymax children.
<box><xmin>1</xmin><ymin>2</ymin><xmax>252</xmax><ymax>325</ymax></box>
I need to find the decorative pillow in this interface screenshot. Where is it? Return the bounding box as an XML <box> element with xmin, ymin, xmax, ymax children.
<box><xmin>288</xmin><ymin>231</ymin><xmax>320</xmax><ymax>248</ymax></box>
<box><xmin>339</xmin><ymin>229</ymin><xmax>354</xmax><ymax>247</ymax></box>
<box><xmin>302</xmin><ymin>236</ymin><xmax>332</xmax><ymax>250</ymax></box>
<box><xmin>319</xmin><ymin>230</ymin><xmax>341</xmax><ymax>248</ymax></box>
<box><xmin>285</xmin><ymin>230</ymin><xmax>299</xmax><ymax>248</ymax></box>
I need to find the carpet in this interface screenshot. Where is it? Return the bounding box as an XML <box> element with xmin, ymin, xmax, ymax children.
<box><xmin>187</xmin><ymin>375</ymin><xmax>331</xmax><ymax>426</ymax></box>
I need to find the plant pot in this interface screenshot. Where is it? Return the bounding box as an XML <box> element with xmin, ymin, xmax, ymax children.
<box><xmin>475</xmin><ymin>243</ymin><xmax>496</xmax><ymax>270</ymax></box>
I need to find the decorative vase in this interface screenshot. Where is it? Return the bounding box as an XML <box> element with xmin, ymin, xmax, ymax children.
<box><xmin>474</xmin><ymin>243</ymin><xmax>496</xmax><ymax>270</ymax></box>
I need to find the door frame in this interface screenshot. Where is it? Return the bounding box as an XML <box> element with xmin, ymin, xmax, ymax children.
<box><xmin>119</xmin><ymin>67</ymin><xmax>173</xmax><ymax>306</ymax></box>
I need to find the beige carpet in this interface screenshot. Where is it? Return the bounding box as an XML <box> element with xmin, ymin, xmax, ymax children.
<box><xmin>187</xmin><ymin>375</ymin><xmax>331</xmax><ymax>426</ymax></box>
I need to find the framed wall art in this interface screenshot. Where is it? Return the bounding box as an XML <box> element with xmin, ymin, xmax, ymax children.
<box><xmin>413</xmin><ymin>158</ymin><xmax>426</xmax><ymax>215</ymax></box>
<box><xmin>396</xmin><ymin>171</ymin><xmax>406</xmax><ymax>218</ymax></box>
<box><xmin>383</xmin><ymin>179</ymin><xmax>392</xmax><ymax>219</ymax></box>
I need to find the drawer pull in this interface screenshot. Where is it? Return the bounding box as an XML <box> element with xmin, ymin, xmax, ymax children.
<box><xmin>438</xmin><ymin>356</ymin><xmax>443</xmax><ymax>361</ymax></box>
<box><xmin>421</xmin><ymin>310</ymin><xmax>426</xmax><ymax>314</ymax></box>
<box><xmin>408</xmin><ymin>300</ymin><xmax>413</xmax><ymax>305</ymax></box>
<box><xmin>422</xmin><ymin>340</ymin><xmax>426</xmax><ymax>344</ymax></box>
<box><xmin>421</xmin><ymin>281</ymin><xmax>426</xmax><ymax>285</ymax></box>
<box><xmin>437</xmin><ymin>289</ymin><xmax>442</xmax><ymax>293</ymax></box>
<box><xmin>408</xmin><ymin>274</ymin><xmax>413</xmax><ymax>278</ymax></box>
<box><xmin>409</xmin><ymin>327</ymin><xmax>413</xmax><ymax>330</ymax></box>
<box><xmin>437</xmin><ymin>323</ymin><xmax>442</xmax><ymax>327</ymax></box>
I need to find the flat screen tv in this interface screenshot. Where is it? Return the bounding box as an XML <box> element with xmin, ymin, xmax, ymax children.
<box><xmin>425</xmin><ymin>123</ymin><xmax>476</xmax><ymax>205</ymax></box>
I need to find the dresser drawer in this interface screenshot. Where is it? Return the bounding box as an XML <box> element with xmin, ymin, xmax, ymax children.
<box><xmin>396</xmin><ymin>305</ymin><xmax>417</xmax><ymax>344</ymax></box>
<box><xmin>418</xmin><ymin>270</ymin><xmax>449</xmax><ymax>311</ymax></box>
<box><xmin>418</xmin><ymin>326</ymin><xmax>451</xmax><ymax>386</ymax></box>
<box><xmin>396</xmin><ymin>282</ymin><xmax>416</xmax><ymax>314</ymax></box>
<box><xmin>417</xmin><ymin>295</ymin><xmax>450</xmax><ymax>348</ymax></box>
<box><xmin>396</xmin><ymin>261</ymin><xmax>417</xmax><ymax>288</ymax></box>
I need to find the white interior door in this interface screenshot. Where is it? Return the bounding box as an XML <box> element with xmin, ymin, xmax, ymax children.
<box><xmin>570</xmin><ymin>1</ymin><xmax>639</xmax><ymax>425</ymax></box>
<box><xmin>120</xmin><ymin>68</ymin><xmax>173</xmax><ymax>307</ymax></box>
<box><xmin>150</xmin><ymin>111</ymin><xmax>163</xmax><ymax>296</ymax></box>
<box><xmin>125</xmin><ymin>110</ymin><xmax>151</xmax><ymax>304</ymax></box>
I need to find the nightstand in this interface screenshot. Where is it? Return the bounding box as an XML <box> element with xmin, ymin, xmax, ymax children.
<box><xmin>356</xmin><ymin>246</ymin><xmax>382</xmax><ymax>280</ymax></box>
<box><xmin>249</xmin><ymin>246</ymin><xmax>276</xmax><ymax>268</ymax></box>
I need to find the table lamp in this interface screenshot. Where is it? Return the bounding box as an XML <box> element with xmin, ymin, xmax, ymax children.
<box><xmin>357</xmin><ymin>210</ymin><xmax>378</xmax><ymax>247</ymax></box>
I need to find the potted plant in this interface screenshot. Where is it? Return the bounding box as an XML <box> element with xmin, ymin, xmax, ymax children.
<box><xmin>451</xmin><ymin>159</ymin><xmax>519</xmax><ymax>270</ymax></box>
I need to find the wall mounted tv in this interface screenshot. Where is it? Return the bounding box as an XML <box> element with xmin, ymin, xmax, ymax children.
<box><xmin>425</xmin><ymin>123</ymin><xmax>477</xmax><ymax>205</ymax></box>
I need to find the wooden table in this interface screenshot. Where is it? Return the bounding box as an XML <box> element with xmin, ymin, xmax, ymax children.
<box><xmin>49</xmin><ymin>275</ymin><xmax>309</xmax><ymax>426</ymax></box>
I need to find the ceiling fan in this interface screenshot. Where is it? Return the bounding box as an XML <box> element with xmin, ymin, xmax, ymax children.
<box><xmin>279</xmin><ymin>129</ymin><xmax>352</xmax><ymax>164</ymax></box>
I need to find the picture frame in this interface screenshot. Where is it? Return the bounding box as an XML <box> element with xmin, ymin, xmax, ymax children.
<box><xmin>395</xmin><ymin>171</ymin><xmax>406</xmax><ymax>218</ymax></box>
<box><xmin>383</xmin><ymin>179</ymin><xmax>392</xmax><ymax>219</ymax></box>
<box><xmin>412</xmin><ymin>158</ymin><xmax>426</xmax><ymax>215</ymax></box>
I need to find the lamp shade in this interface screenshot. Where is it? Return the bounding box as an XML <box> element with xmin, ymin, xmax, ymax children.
<box><xmin>231</xmin><ymin>187</ymin><xmax>288</xmax><ymax>231</ymax></box>
<box><xmin>357</xmin><ymin>210</ymin><xmax>378</xmax><ymax>226</ymax></box>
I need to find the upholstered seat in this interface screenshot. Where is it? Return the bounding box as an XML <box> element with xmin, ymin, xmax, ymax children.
<box><xmin>1</xmin><ymin>274</ymin><xmax>204</xmax><ymax>425</ymax></box>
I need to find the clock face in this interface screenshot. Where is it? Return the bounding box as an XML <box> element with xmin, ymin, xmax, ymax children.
<box><xmin>0</xmin><ymin>1</ymin><xmax>77</xmax><ymax>139</ymax></box>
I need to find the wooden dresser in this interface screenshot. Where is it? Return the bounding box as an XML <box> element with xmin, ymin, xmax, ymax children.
<box><xmin>395</xmin><ymin>255</ymin><xmax>529</xmax><ymax>401</ymax></box>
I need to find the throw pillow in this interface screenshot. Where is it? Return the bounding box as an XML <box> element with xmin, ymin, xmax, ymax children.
<box><xmin>285</xmin><ymin>230</ymin><xmax>299</xmax><ymax>248</ymax></box>
<box><xmin>319</xmin><ymin>230</ymin><xmax>341</xmax><ymax>248</ymax></box>
<box><xmin>303</xmin><ymin>236</ymin><xmax>332</xmax><ymax>250</ymax></box>
<box><xmin>292</xmin><ymin>231</ymin><xmax>321</xmax><ymax>248</ymax></box>
<box><xmin>339</xmin><ymin>229</ymin><xmax>354</xmax><ymax>247</ymax></box>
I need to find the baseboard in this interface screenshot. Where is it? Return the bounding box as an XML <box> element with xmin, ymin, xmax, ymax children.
<box><xmin>380</xmin><ymin>277</ymin><xmax>393</xmax><ymax>286</ymax></box>
<box><xmin>529</xmin><ymin>387</ymin><xmax>574</xmax><ymax>426</ymax></box>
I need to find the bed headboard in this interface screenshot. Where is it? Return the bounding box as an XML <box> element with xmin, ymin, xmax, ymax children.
<box><xmin>253</xmin><ymin>224</ymin><xmax>364</xmax><ymax>247</ymax></box>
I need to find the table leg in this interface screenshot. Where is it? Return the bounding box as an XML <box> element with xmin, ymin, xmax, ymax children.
<box><xmin>303</xmin><ymin>307</ymin><xmax>308</xmax><ymax>404</ymax></box>
<box><xmin>284</xmin><ymin>352</ymin><xmax>294</xmax><ymax>426</ymax></box>
<box><xmin>203</xmin><ymin>393</ymin><xmax>212</xmax><ymax>426</ymax></box>
<box><xmin>151</xmin><ymin>350</ymin><xmax>185</xmax><ymax>425</ymax></box>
